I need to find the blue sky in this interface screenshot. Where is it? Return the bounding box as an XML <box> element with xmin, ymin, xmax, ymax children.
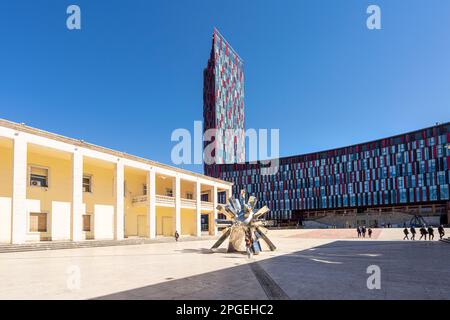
<box><xmin>0</xmin><ymin>0</ymin><xmax>449</xmax><ymax>173</ymax></box>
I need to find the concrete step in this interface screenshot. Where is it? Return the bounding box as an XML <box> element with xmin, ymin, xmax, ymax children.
<box><xmin>0</xmin><ymin>236</ymin><xmax>214</xmax><ymax>253</ymax></box>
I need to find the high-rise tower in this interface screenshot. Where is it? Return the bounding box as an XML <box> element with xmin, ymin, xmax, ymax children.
<box><xmin>203</xmin><ymin>29</ymin><xmax>245</xmax><ymax>175</ymax></box>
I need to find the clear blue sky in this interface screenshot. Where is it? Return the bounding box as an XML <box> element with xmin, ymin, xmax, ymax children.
<box><xmin>0</xmin><ymin>0</ymin><xmax>449</xmax><ymax>173</ymax></box>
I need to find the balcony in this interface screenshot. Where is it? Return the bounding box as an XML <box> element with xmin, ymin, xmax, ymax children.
<box><xmin>156</xmin><ymin>195</ymin><xmax>175</xmax><ymax>207</ymax></box>
<box><xmin>181</xmin><ymin>198</ymin><xmax>196</xmax><ymax>209</ymax></box>
<box><xmin>132</xmin><ymin>195</ymin><xmax>148</xmax><ymax>207</ymax></box>
<box><xmin>201</xmin><ymin>201</ymin><xmax>214</xmax><ymax>211</ymax></box>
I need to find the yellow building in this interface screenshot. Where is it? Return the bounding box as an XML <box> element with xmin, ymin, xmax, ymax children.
<box><xmin>0</xmin><ymin>119</ymin><xmax>232</xmax><ymax>244</ymax></box>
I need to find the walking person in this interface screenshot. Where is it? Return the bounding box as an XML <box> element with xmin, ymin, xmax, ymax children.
<box><xmin>362</xmin><ymin>226</ymin><xmax>366</xmax><ymax>238</ymax></box>
<box><xmin>174</xmin><ymin>230</ymin><xmax>180</xmax><ymax>242</ymax></box>
<box><xmin>368</xmin><ymin>228</ymin><xmax>373</xmax><ymax>238</ymax></box>
<box><xmin>245</xmin><ymin>232</ymin><xmax>254</xmax><ymax>259</ymax></box>
<box><xmin>403</xmin><ymin>227</ymin><xmax>409</xmax><ymax>240</ymax></box>
<box><xmin>410</xmin><ymin>226</ymin><xmax>416</xmax><ymax>240</ymax></box>
<box><xmin>419</xmin><ymin>226</ymin><xmax>427</xmax><ymax>240</ymax></box>
<box><xmin>428</xmin><ymin>226</ymin><xmax>434</xmax><ymax>240</ymax></box>
<box><xmin>438</xmin><ymin>225</ymin><xmax>445</xmax><ymax>240</ymax></box>
<box><xmin>357</xmin><ymin>226</ymin><xmax>361</xmax><ymax>238</ymax></box>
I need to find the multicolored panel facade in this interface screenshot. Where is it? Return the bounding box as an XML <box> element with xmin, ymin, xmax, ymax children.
<box><xmin>207</xmin><ymin>123</ymin><xmax>450</xmax><ymax>221</ymax></box>
<box><xmin>203</xmin><ymin>29</ymin><xmax>245</xmax><ymax>170</ymax></box>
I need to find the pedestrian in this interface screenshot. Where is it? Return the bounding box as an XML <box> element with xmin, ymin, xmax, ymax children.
<box><xmin>428</xmin><ymin>226</ymin><xmax>434</xmax><ymax>240</ymax></box>
<box><xmin>438</xmin><ymin>225</ymin><xmax>445</xmax><ymax>240</ymax></box>
<box><xmin>410</xmin><ymin>226</ymin><xmax>416</xmax><ymax>240</ymax></box>
<box><xmin>245</xmin><ymin>232</ymin><xmax>253</xmax><ymax>259</ymax></box>
<box><xmin>403</xmin><ymin>227</ymin><xmax>409</xmax><ymax>240</ymax></box>
<box><xmin>174</xmin><ymin>230</ymin><xmax>179</xmax><ymax>242</ymax></box>
<box><xmin>357</xmin><ymin>226</ymin><xmax>361</xmax><ymax>238</ymax></box>
<box><xmin>362</xmin><ymin>226</ymin><xmax>366</xmax><ymax>238</ymax></box>
<box><xmin>419</xmin><ymin>226</ymin><xmax>427</xmax><ymax>240</ymax></box>
<box><xmin>368</xmin><ymin>228</ymin><xmax>373</xmax><ymax>238</ymax></box>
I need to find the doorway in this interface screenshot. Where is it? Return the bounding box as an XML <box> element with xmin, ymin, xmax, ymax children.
<box><xmin>162</xmin><ymin>216</ymin><xmax>173</xmax><ymax>236</ymax></box>
<box><xmin>137</xmin><ymin>215</ymin><xmax>147</xmax><ymax>237</ymax></box>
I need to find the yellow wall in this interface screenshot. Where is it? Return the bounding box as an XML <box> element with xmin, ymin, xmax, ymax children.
<box><xmin>180</xmin><ymin>208</ymin><xmax>196</xmax><ymax>236</ymax></box>
<box><xmin>26</xmin><ymin>151</ymin><xmax>72</xmax><ymax>241</ymax></box>
<box><xmin>0</xmin><ymin>142</ymin><xmax>13</xmax><ymax>243</ymax></box>
<box><xmin>156</xmin><ymin>206</ymin><xmax>175</xmax><ymax>236</ymax></box>
<box><xmin>156</xmin><ymin>176</ymin><xmax>174</xmax><ymax>195</ymax></box>
<box><xmin>83</xmin><ymin>161</ymin><xmax>115</xmax><ymax>239</ymax></box>
<box><xmin>124</xmin><ymin>169</ymin><xmax>147</xmax><ymax>237</ymax></box>
<box><xmin>180</xmin><ymin>180</ymin><xmax>195</xmax><ymax>199</ymax></box>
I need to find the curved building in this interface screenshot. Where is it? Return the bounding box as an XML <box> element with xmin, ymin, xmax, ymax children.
<box><xmin>203</xmin><ymin>30</ymin><xmax>450</xmax><ymax>227</ymax></box>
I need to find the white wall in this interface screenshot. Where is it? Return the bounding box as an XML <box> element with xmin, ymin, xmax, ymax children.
<box><xmin>51</xmin><ymin>201</ymin><xmax>71</xmax><ymax>241</ymax></box>
<box><xmin>0</xmin><ymin>197</ymin><xmax>11</xmax><ymax>243</ymax></box>
<box><xmin>93</xmin><ymin>204</ymin><xmax>114</xmax><ymax>240</ymax></box>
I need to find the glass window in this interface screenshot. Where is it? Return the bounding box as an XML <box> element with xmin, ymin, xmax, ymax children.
<box><xmin>30</xmin><ymin>166</ymin><xmax>48</xmax><ymax>187</ymax></box>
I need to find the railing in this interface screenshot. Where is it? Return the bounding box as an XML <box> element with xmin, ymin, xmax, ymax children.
<box><xmin>156</xmin><ymin>195</ymin><xmax>175</xmax><ymax>206</ymax></box>
<box><xmin>181</xmin><ymin>198</ymin><xmax>196</xmax><ymax>208</ymax></box>
<box><xmin>201</xmin><ymin>201</ymin><xmax>214</xmax><ymax>210</ymax></box>
<box><xmin>132</xmin><ymin>195</ymin><xmax>148</xmax><ymax>207</ymax></box>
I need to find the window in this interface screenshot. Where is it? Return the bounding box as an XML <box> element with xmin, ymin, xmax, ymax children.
<box><xmin>30</xmin><ymin>166</ymin><xmax>48</xmax><ymax>187</ymax></box>
<box><xmin>29</xmin><ymin>212</ymin><xmax>47</xmax><ymax>232</ymax></box>
<box><xmin>83</xmin><ymin>175</ymin><xmax>92</xmax><ymax>193</ymax></box>
<box><xmin>143</xmin><ymin>184</ymin><xmax>148</xmax><ymax>195</ymax></box>
<box><xmin>185</xmin><ymin>192</ymin><xmax>193</xmax><ymax>200</ymax></box>
<box><xmin>82</xmin><ymin>215</ymin><xmax>91</xmax><ymax>232</ymax></box>
<box><xmin>165</xmin><ymin>188</ymin><xmax>173</xmax><ymax>197</ymax></box>
<box><xmin>201</xmin><ymin>193</ymin><xmax>209</xmax><ymax>202</ymax></box>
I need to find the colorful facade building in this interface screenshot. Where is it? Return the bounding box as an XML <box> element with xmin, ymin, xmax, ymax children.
<box><xmin>202</xmin><ymin>30</ymin><xmax>450</xmax><ymax>226</ymax></box>
<box><xmin>203</xmin><ymin>28</ymin><xmax>245</xmax><ymax>167</ymax></box>
<box><xmin>0</xmin><ymin>119</ymin><xmax>232</xmax><ymax>244</ymax></box>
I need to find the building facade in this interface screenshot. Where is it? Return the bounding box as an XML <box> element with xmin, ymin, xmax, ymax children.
<box><xmin>202</xmin><ymin>30</ymin><xmax>450</xmax><ymax>226</ymax></box>
<box><xmin>203</xmin><ymin>29</ymin><xmax>245</xmax><ymax>167</ymax></box>
<box><xmin>0</xmin><ymin>119</ymin><xmax>231</xmax><ymax>244</ymax></box>
<box><xmin>207</xmin><ymin>123</ymin><xmax>450</xmax><ymax>225</ymax></box>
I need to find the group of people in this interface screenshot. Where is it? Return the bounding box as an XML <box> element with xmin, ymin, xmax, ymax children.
<box><xmin>356</xmin><ymin>226</ymin><xmax>373</xmax><ymax>238</ymax></box>
<box><xmin>403</xmin><ymin>225</ymin><xmax>446</xmax><ymax>241</ymax></box>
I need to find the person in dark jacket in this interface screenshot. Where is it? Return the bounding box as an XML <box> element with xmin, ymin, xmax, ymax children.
<box><xmin>427</xmin><ymin>226</ymin><xmax>434</xmax><ymax>240</ymax></box>
<box><xmin>419</xmin><ymin>226</ymin><xmax>427</xmax><ymax>240</ymax></box>
<box><xmin>438</xmin><ymin>225</ymin><xmax>445</xmax><ymax>240</ymax></box>
<box><xmin>403</xmin><ymin>227</ymin><xmax>409</xmax><ymax>240</ymax></box>
<box><xmin>368</xmin><ymin>228</ymin><xmax>373</xmax><ymax>238</ymax></box>
<box><xmin>357</xmin><ymin>226</ymin><xmax>361</xmax><ymax>238</ymax></box>
<box><xmin>410</xmin><ymin>226</ymin><xmax>416</xmax><ymax>240</ymax></box>
<box><xmin>174</xmin><ymin>230</ymin><xmax>180</xmax><ymax>242</ymax></box>
<box><xmin>362</xmin><ymin>226</ymin><xmax>367</xmax><ymax>238</ymax></box>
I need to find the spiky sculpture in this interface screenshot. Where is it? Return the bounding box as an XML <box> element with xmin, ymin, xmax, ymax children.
<box><xmin>211</xmin><ymin>190</ymin><xmax>276</xmax><ymax>253</ymax></box>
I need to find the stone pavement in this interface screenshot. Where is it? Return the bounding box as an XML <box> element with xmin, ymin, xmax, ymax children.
<box><xmin>0</xmin><ymin>229</ymin><xmax>448</xmax><ymax>300</ymax></box>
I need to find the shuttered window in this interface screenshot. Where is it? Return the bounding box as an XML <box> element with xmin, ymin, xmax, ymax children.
<box><xmin>82</xmin><ymin>215</ymin><xmax>91</xmax><ymax>232</ymax></box>
<box><xmin>29</xmin><ymin>213</ymin><xmax>47</xmax><ymax>232</ymax></box>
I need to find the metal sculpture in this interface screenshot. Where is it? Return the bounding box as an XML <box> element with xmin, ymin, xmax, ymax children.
<box><xmin>211</xmin><ymin>190</ymin><xmax>276</xmax><ymax>253</ymax></box>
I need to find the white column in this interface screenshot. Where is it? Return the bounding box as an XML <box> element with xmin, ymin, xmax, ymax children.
<box><xmin>212</xmin><ymin>185</ymin><xmax>218</xmax><ymax>236</ymax></box>
<box><xmin>147</xmin><ymin>169</ymin><xmax>156</xmax><ymax>239</ymax></box>
<box><xmin>11</xmin><ymin>137</ymin><xmax>27</xmax><ymax>244</ymax></box>
<box><xmin>195</xmin><ymin>181</ymin><xmax>201</xmax><ymax>237</ymax></box>
<box><xmin>114</xmin><ymin>161</ymin><xmax>124</xmax><ymax>240</ymax></box>
<box><xmin>174</xmin><ymin>176</ymin><xmax>181</xmax><ymax>235</ymax></box>
<box><xmin>71</xmin><ymin>150</ymin><xmax>83</xmax><ymax>241</ymax></box>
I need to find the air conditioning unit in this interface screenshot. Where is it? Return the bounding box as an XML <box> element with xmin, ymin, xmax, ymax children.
<box><xmin>31</xmin><ymin>180</ymin><xmax>42</xmax><ymax>187</ymax></box>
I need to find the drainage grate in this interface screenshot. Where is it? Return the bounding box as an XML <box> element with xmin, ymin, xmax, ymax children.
<box><xmin>249</xmin><ymin>262</ymin><xmax>290</xmax><ymax>300</ymax></box>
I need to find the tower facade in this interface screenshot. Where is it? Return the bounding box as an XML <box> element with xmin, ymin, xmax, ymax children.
<box><xmin>203</xmin><ymin>29</ymin><xmax>245</xmax><ymax>175</ymax></box>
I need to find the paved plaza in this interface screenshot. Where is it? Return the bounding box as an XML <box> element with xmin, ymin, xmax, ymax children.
<box><xmin>0</xmin><ymin>229</ymin><xmax>449</xmax><ymax>300</ymax></box>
